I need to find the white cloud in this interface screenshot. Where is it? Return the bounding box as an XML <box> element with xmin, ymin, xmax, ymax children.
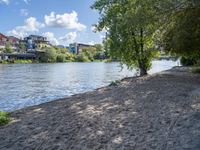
<box><xmin>42</xmin><ymin>32</ymin><xmax>78</xmax><ymax>46</ymax></box>
<box><xmin>59</xmin><ymin>32</ymin><xmax>77</xmax><ymax>45</ymax></box>
<box><xmin>42</xmin><ymin>32</ymin><xmax>59</xmax><ymax>45</ymax></box>
<box><xmin>8</xmin><ymin>17</ymin><xmax>44</xmax><ymax>38</ymax></box>
<box><xmin>0</xmin><ymin>0</ymin><xmax>9</xmax><ymax>5</ymax></box>
<box><xmin>20</xmin><ymin>9</ymin><xmax>29</xmax><ymax>17</ymax></box>
<box><xmin>0</xmin><ymin>0</ymin><xmax>30</xmax><ymax>5</ymax></box>
<box><xmin>44</xmin><ymin>11</ymin><xmax>86</xmax><ymax>31</ymax></box>
<box><xmin>88</xmin><ymin>41</ymin><xmax>95</xmax><ymax>45</ymax></box>
<box><xmin>23</xmin><ymin>0</ymin><xmax>30</xmax><ymax>4</ymax></box>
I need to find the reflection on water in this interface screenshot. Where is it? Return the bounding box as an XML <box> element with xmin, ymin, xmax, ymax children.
<box><xmin>0</xmin><ymin>60</ymin><xmax>178</xmax><ymax>111</ymax></box>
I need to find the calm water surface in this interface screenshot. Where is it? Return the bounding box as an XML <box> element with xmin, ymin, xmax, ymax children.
<box><xmin>0</xmin><ymin>60</ymin><xmax>178</xmax><ymax>111</ymax></box>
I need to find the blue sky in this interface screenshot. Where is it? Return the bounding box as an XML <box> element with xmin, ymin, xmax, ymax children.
<box><xmin>0</xmin><ymin>0</ymin><xmax>104</xmax><ymax>46</ymax></box>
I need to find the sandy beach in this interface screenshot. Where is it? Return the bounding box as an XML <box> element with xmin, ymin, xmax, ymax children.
<box><xmin>0</xmin><ymin>67</ymin><xmax>199</xmax><ymax>150</ymax></box>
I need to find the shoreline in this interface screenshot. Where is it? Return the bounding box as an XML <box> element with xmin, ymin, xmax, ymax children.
<box><xmin>0</xmin><ymin>59</ymin><xmax>112</xmax><ymax>65</ymax></box>
<box><xmin>0</xmin><ymin>67</ymin><xmax>199</xmax><ymax>149</ymax></box>
<box><xmin>0</xmin><ymin>58</ymin><xmax>177</xmax><ymax>65</ymax></box>
<box><xmin>8</xmin><ymin>66</ymin><xmax>194</xmax><ymax>113</ymax></box>
<box><xmin>1</xmin><ymin>65</ymin><xmax>176</xmax><ymax>113</ymax></box>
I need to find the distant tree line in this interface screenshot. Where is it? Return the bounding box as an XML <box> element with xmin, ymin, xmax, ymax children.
<box><xmin>0</xmin><ymin>42</ymin><xmax>111</xmax><ymax>64</ymax></box>
<box><xmin>38</xmin><ymin>44</ymin><xmax>110</xmax><ymax>63</ymax></box>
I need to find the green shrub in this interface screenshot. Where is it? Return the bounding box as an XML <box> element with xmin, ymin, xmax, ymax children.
<box><xmin>75</xmin><ymin>54</ymin><xmax>90</xmax><ymax>62</ymax></box>
<box><xmin>0</xmin><ymin>111</ymin><xmax>10</xmax><ymax>126</ymax></box>
<box><xmin>5</xmin><ymin>43</ymin><xmax>13</xmax><ymax>53</ymax></box>
<box><xmin>181</xmin><ymin>56</ymin><xmax>200</xmax><ymax>66</ymax></box>
<box><xmin>65</xmin><ymin>53</ymin><xmax>75</xmax><ymax>62</ymax></box>
<box><xmin>56</xmin><ymin>54</ymin><xmax>66</xmax><ymax>62</ymax></box>
<box><xmin>1</xmin><ymin>60</ymin><xmax>9</xmax><ymax>64</ymax></box>
<box><xmin>39</xmin><ymin>47</ymin><xmax>57</xmax><ymax>63</ymax></box>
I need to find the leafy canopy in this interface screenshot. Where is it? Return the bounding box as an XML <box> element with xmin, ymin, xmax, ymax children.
<box><xmin>159</xmin><ymin>0</ymin><xmax>200</xmax><ymax>57</ymax></box>
<box><xmin>5</xmin><ymin>43</ymin><xmax>13</xmax><ymax>53</ymax></box>
<box><xmin>92</xmin><ymin>0</ymin><xmax>159</xmax><ymax>75</ymax></box>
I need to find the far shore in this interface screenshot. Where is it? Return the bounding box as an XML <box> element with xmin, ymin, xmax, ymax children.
<box><xmin>0</xmin><ymin>59</ymin><xmax>112</xmax><ymax>65</ymax></box>
<box><xmin>0</xmin><ymin>67</ymin><xmax>199</xmax><ymax>149</ymax></box>
<box><xmin>0</xmin><ymin>57</ymin><xmax>178</xmax><ymax>65</ymax></box>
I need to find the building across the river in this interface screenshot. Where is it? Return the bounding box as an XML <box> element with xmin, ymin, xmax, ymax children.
<box><xmin>69</xmin><ymin>43</ymin><xmax>94</xmax><ymax>54</ymax></box>
<box><xmin>0</xmin><ymin>33</ymin><xmax>21</xmax><ymax>51</ymax></box>
<box><xmin>7</xmin><ymin>36</ymin><xmax>20</xmax><ymax>51</ymax></box>
<box><xmin>23</xmin><ymin>35</ymin><xmax>50</xmax><ymax>51</ymax></box>
<box><xmin>0</xmin><ymin>33</ymin><xmax>8</xmax><ymax>49</ymax></box>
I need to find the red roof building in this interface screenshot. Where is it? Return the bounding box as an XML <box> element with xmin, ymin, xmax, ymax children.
<box><xmin>7</xmin><ymin>36</ymin><xmax>20</xmax><ymax>45</ymax></box>
<box><xmin>0</xmin><ymin>33</ymin><xmax>8</xmax><ymax>42</ymax></box>
<box><xmin>0</xmin><ymin>33</ymin><xmax>8</xmax><ymax>47</ymax></box>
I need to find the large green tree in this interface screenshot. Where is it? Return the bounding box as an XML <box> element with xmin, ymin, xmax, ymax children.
<box><xmin>92</xmin><ymin>0</ymin><xmax>159</xmax><ymax>76</ymax></box>
<box><xmin>157</xmin><ymin>0</ymin><xmax>200</xmax><ymax>58</ymax></box>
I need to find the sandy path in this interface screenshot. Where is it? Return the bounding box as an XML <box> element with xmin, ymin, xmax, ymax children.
<box><xmin>0</xmin><ymin>67</ymin><xmax>199</xmax><ymax>150</ymax></box>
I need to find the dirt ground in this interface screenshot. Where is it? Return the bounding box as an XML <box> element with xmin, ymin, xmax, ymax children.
<box><xmin>0</xmin><ymin>67</ymin><xmax>199</xmax><ymax>150</ymax></box>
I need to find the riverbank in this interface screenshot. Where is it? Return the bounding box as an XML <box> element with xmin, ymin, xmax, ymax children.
<box><xmin>0</xmin><ymin>59</ymin><xmax>112</xmax><ymax>64</ymax></box>
<box><xmin>0</xmin><ymin>67</ymin><xmax>199</xmax><ymax>149</ymax></box>
<box><xmin>0</xmin><ymin>59</ymin><xmax>35</xmax><ymax>64</ymax></box>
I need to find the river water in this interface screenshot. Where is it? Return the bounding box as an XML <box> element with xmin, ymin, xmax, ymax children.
<box><xmin>0</xmin><ymin>60</ymin><xmax>179</xmax><ymax>111</ymax></box>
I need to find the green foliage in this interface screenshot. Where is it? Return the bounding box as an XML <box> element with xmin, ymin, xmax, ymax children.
<box><xmin>0</xmin><ymin>60</ymin><xmax>9</xmax><ymax>64</ymax></box>
<box><xmin>75</xmin><ymin>53</ymin><xmax>90</xmax><ymax>62</ymax></box>
<box><xmin>61</xmin><ymin>48</ymin><xmax>69</xmax><ymax>54</ymax></box>
<box><xmin>162</xmin><ymin>7</ymin><xmax>200</xmax><ymax>58</ymax></box>
<box><xmin>39</xmin><ymin>46</ymin><xmax>76</xmax><ymax>63</ymax></box>
<box><xmin>56</xmin><ymin>54</ymin><xmax>66</xmax><ymax>62</ymax></box>
<box><xmin>5</xmin><ymin>43</ymin><xmax>13</xmax><ymax>53</ymax></box>
<box><xmin>82</xmin><ymin>47</ymin><xmax>96</xmax><ymax>61</ymax></box>
<box><xmin>19</xmin><ymin>42</ymin><xmax>26</xmax><ymax>51</ymax></box>
<box><xmin>153</xmin><ymin>0</ymin><xmax>200</xmax><ymax>63</ymax></box>
<box><xmin>1</xmin><ymin>43</ymin><xmax>109</xmax><ymax>64</ymax></box>
<box><xmin>181</xmin><ymin>56</ymin><xmax>200</xmax><ymax>66</ymax></box>
<box><xmin>39</xmin><ymin>47</ymin><xmax>57</xmax><ymax>63</ymax></box>
<box><xmin>94</xmin><ymin>44</ymin><xmax>103</xmax><ymax>52</ymax></box>
<box><xmin>55</xmin><ymin>47</ymin><xmax>69</xmax><ymax>54</ymax></box>
<box><xmin>0</xmin><ymin>111</ymin><xmax>10</xmax><ymax>126</ymax></box>
<box><xmin>92</xmin><ymin>0</ymin><xmax>159</xmax><ymax>76</ymax></box>
<box><xmin>80</xmin><ymin>45</ymin><xmax>109</xmax><ymax>61</ymax></box>
<box><xmin>65</xmin><ymin>53</ymin><xmax>75</xmax><ymax>62</ymax></box>
<box><xmin>14</xmin><ymin>59</ymin><xmax>33</xmax><ymax>64</ymax></box>
<box><xmin>0</xmin><ymin>59</ymin><xmax>34</xmax><ymax>64</ymax></box>
<box><xmin>94</xmin><ymin>51</ymin><xmax>106</xmax><ymax>60</ymax></box>
<box><xmin>103</xmin><ymin>39</ymin><xmax>111</xmax><ymax>58</ymax></box>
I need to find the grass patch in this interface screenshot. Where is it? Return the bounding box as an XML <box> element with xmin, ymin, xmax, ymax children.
<box><xmin>0</xmin><ymin>60</ymin><xmax>9</xmax><ymax>64</ymax></box>
<box><xmin>14</xmin><ymin>59</ymin><xmax>33</xmax><ymax>64</ymax></box>
<box><xmin>192</xmin><ymin>67</ymin><xmax>200</xmax><ymax>74</ymax></box>
<box><xmin>0</xmin><ymin>59</ymin><xmax>33</xmax><ymax>64</ymax></box>
<box><xmin>0</xmin><ymin>111</ymin><xmax>10</xmax><ymax>126</ymax></box>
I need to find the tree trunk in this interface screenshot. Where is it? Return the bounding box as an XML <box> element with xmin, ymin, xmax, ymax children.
<box><xmin>139</xmin><ymin>67</ymin><xmax>148</xmax><ymax>76</ymax></box>
<box><xmin>139</xmin><ymin>27</ymin><xmax>147</xmax><ymax>76</ymax></box>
